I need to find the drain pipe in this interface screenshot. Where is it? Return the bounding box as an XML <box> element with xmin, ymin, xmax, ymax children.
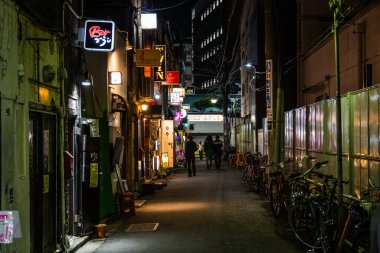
<box><xmin>62</xmin><ymin>0</ymin><xmax>84</xmax><ymax>35</ymax></box>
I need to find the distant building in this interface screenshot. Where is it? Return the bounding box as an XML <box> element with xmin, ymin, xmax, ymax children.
<box><xmin>191</xmin><ymin>0</ymin><xmax>225</xmax><ymax>92</ymax></box>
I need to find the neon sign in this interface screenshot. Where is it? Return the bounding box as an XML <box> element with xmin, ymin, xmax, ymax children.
<box><xmin>84</xmin><ymin>20</ymin><xmax>115</xmax><ymax>52</ymax></box>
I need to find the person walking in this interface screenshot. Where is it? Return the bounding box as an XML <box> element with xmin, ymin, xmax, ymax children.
<box><xmin>198</xmin><ymin>141</ymin><xmax>204</xmax><ymax>160</ymax></box>
<box><xmin>185</xmin><ymin>135</ymin><xmax>198</xmax><ymax>176</ymax></box>
<box><xmin>213</xmin><ymin>135</ymin><xmax>223</xmax><ymax>169</ymax></box>
<box><xmin>204</xmin><ymin>135</ymin><xmax>214</xmax><ymax>169</ymax></box>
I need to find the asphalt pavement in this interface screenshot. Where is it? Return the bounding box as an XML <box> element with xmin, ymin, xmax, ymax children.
<box><xmin>75</xmin><ymin>160</ymin><xmax>308</xmax><ymax>253</ymax></box>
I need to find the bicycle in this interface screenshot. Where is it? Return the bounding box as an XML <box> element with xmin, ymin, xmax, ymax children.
<box><xmin>268</xmin><ymin>158</ymin><xmax>303</xmax><ymax>217</ymax></box>
<box><xmin>336</xmin><ymin>178</ymin><xmax>380</xmax><ymax>253</ymax></box>
<box><xmin>288</xmin><ymin>161</ymin><xmax>340</xmax><ymax>252</ymax></box>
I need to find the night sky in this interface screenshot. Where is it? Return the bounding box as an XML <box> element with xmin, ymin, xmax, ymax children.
<box><xmin>153</xmin><ymin>0</ymin><xmax>198</xmax><ymax>39</ymax></box>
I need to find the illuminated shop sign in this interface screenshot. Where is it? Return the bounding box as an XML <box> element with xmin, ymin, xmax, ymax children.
<box><xmin>153</xmin><ymin>45</ymin><xmax>166</xmax><ymax>82</ymax></box>
<box><xmin>84</xmin><ymin>20</ymin><xmax>115</xmax><ymax>52</ymax></box>
<box><xmin>172</xmin><ymin>87</ymin><xmax>185</xmax><ymax>97</ymax></box>
<box><xmin>170</xmin><ymin>92</ymin><xmax>180</xmax><ymax>104</ymax></box>
<box><xmin>185</xmin><ymin>86</ymin><xmax>195</xmax><ymax>94</ymax></box>
<box><xmin>188</xmin><ymin>114</ymin><xmax>223</xmax><ymax>122</ymax></box>
<box><xmin>162</xmin><ymin>71</ymin><xmax>180</xmax><ymax>85</ymax></box>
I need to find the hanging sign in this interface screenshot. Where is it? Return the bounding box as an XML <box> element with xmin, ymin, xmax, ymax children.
<box><xmin>84</xmin><ymin>20</ymin><xmax>115</xmax><ymax>52</ymax></box>
<box><xmin>170</xmin><ymin>92</ymin><xmax>180</xmax><ymax>104</ymax></box>
<box><xmin>185</xmin><ymin>86</ymin><xmax>195</xmax><ymax>94</ymax></box>
<box><xmin>172</xmin><ymin>87</ymin><xmax>185</xmax><ymax>97</ymax></box>
<box><xmin>136</xmin><ymin>50</ymin><xmax>161</xmax><ymax>67</ymax></box>
<box><xmin>111</xmin><ymin>93</ymin><xmax>127</xmax><ymax>112</ymax></box>
<box><xmin>266</xmin><ymin>59</ymin><xmax>273</xmax><ymax>121</ymax></box>
<box><xmin>153</xmin><ymin>45</ymin><xmax>166</xmax><ymax>82</ymax></box>
<box><xmin>162</xmin><ymin>71</ymin><xmax>180</xmax><ymax>85</ymax></box>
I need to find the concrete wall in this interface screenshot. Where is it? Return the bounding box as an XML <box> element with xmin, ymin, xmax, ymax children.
<box><xmin>0</xmin><ymin>0</ymin><xmax>63</xmax><ymax>251</ymax></box>
<box><xmin>302</xmin><ymin>2</ymin><xmax>380</xmax><ymax>104</ymax></box>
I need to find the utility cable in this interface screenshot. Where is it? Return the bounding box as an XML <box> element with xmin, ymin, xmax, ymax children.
<box><xmin>150</xmin><ymin>0</ymin><xmax>190</xmax><ymax>11</ymax></box>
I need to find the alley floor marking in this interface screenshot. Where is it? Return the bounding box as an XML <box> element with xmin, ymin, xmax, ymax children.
<box><xmin>125</xmin><ymin>223</ymin><xmax>159</xmax><ymax>232</ymax></box>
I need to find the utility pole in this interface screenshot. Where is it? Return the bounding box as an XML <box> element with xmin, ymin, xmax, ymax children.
<box><xmin>330</xmin><ymin>0</ymin><xmax>344</xmax><ymax>233</ymax></box>
<box><xmin>265</xmin><ymin>0</ymin><xmax>280</xmax><ymax>164</ymax></box>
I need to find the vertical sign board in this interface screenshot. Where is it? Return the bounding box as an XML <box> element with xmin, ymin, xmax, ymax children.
<box><xmin>266</xmin><ymin>60</ymin><xmax>273</xmax><ymax>121</ymax></box>
<box><xmin>153</xmin><ymin>45</ymin><xmax>166</xmax><ymax>82</ymax></box>
<box><xmin>84</xmin><ymin>20</ymin><xmax>115</xmax><ymax>52</ymax></box>
<box><xmin>160</xmin><ymin>120</ymin><xmax>174</xmax><ymax>168</ymax></box>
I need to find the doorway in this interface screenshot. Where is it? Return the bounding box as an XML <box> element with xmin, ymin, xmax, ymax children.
<box><xmin>29</xmin><ymin>112</ymin><xmax>57</xmax><ymax>253</ymax></box>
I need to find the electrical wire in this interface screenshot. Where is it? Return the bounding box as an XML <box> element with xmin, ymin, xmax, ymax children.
<box><xmin>150</xmin><ymin>0</ymin><xmax>190</xmax><ymax>11</ymax></box>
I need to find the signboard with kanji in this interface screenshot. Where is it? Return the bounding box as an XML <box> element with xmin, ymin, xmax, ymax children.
<box><xmin>266</xmin><ymin>59</ymin><xmax>272</xmax><ymax>121</ymax></box>
<box><xmin>84</xmin><ymin>20</ymin><xmax>115</xmax><ymax>52</ymax></box>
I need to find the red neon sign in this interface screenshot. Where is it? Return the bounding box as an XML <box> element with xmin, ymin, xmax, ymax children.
<box><xmin>89</xmin><ymin>26</ymin><xmax>111</xmax><ymax>38</ymax></box>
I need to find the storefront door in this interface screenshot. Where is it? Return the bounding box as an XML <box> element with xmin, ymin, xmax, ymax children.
<box><xmin>29</xmin><ymin>112</ymin><xmax>57</xmax><ymax>253</ymax></box>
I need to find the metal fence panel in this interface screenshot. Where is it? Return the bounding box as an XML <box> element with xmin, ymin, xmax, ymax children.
<box><xmin>295</xmin><ymin>107</ymin><xmax>306</xmax><ymax>150</ymax></box>
<box><xmin>326</xmin><ymin>99</ymin><xmax>337</xmax><ymax>153</ymax></box>
<box><xmin>369</xmin><ymin>88</ymin><xmax>379</xmax><ymax>157</ymax></box>
<box><xmin>284</xmin><ymin>111</ymin><xmax>294</xmax><ymax>159</ymax></box>
<box><xmin>360</xmin><ymin>91</ymin><xmax>369</xmax><ymax>155</ymax></box>
<box><xmin>309</xmin><ymin>105</ymin><xmax>316</xmax><ymax>150</ymax></box>
<box><xmin>341</xmin><ymin>96</ymin><xmax>349</xmax><ymax>154</ymax></box>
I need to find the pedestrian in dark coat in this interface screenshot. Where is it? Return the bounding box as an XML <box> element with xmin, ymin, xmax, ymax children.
<box><xmin>213</xmin><ymin>135</ymin><xmax>223</xmax><ymax>169</ymax></box>
<box><xmin>185</xmin><ymin>135</ymin><xmax>198</xmax><ymax>176</ymax></box>
<box><xmin>204</xmin><ymin>135</ymin><xmax>214</xmax><ymax>169</ymax></box>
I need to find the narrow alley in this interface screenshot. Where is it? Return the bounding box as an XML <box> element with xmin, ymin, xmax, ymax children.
<box><xmin>75</xmin><ymin>161</ymin><xmax>307</xmax><ymax>253</ymax></box>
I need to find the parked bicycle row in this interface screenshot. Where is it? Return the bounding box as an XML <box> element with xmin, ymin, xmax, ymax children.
<box><xmin>237</xmin><ymin>153</ymin><xmax>380</xmax><ymax>253</ymax></box>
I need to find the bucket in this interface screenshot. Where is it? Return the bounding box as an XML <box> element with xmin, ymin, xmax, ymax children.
<box><xmin>94</xmin><ymin>224</ymin><xmax>107</xmax><ymax>238</ymax></box>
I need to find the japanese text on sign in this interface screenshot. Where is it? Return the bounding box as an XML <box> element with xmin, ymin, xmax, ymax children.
<box><xmin>84</xmin><ymin>20</ymin><xmax>115</xmax><ymax>52</ymax></box>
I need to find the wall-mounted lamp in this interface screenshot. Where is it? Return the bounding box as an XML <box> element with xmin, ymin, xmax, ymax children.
<box><xmin>81</xmin><ymin>79</ymin><xmax>92</xmax><ymax>86</ymax></box>
<box><xmin>154</xmin><ymin>93</ymin><xmax>161</xmax><ymax>100</ymax></box>
<box><xmin>141</xmin><ymin>13</ymin><xmax>157</xmax><ymax>29</ymax></box>
<box><xmin>141</xmin><ymin>101</ymin><xmax>148</xmax><ymax>111</ymax></box>
<box><xmin>81</xmin><ymin>73</ymin><xmax>93</xmax><ymax>86</ymax></box>
<box><xmin>108</xmin><ymin>71</ymin><xmax>122</xmax><ymax>85</ymax></box>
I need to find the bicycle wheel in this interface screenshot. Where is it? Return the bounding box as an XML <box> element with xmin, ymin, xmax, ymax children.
<box><xmin>353</xmin><ymin>231</ymin><xmax>370</xmax><ymax>253</ymax></box>
<box><xmin>288</xmin><ymin>202</ymin><xmax>322</xmax><ymax>249</ymax></box>
<box><xmin>269</xmin><ymin>179</ymin><xmax>282</xmax><ymax>217</ymax></box>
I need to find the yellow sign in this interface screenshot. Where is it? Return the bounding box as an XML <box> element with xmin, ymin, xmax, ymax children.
<box><xmin>43</xmin><ymin>174</ymin><xmax>49</xmax><ymax>194</ymax></box>
<box><xmin>153</xmin><ymin>45</ymin><xmax>166</xmax><ymax>82</ymax></box>
<box><xmin>136</xmin><ymin>49</ymin><xmax>161</xmax><ymax>67</ymax></box>
<box><xmin>90</xmin><ymin>163</ymin><xmax>99</xmax><ymax>188</ymax></box>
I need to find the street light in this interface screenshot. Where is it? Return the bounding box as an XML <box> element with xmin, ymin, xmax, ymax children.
<box><xmin>141</xmin><ymin>101</ymin><xmax>148</xmax><ymax>111</ymax></box>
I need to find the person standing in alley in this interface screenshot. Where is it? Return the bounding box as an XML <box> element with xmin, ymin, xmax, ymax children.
<box><xmin>185</xmin><ymin>135</ymin><xmax>198</xmax><ymax>176</ymax></box>
<box><xmin>198</xmin><ymin>141</ymin><xmax>204</xmax><ymax>160</ymax></box>
<box><xmin>213</xmin><ymin>135</ymin><xmax>223</xmax><ymax>169</ymax></box>
<box><xmin>204</xmin><ymin>135</ymin><xmax>214</xmax><ymax>169</ymax></box>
